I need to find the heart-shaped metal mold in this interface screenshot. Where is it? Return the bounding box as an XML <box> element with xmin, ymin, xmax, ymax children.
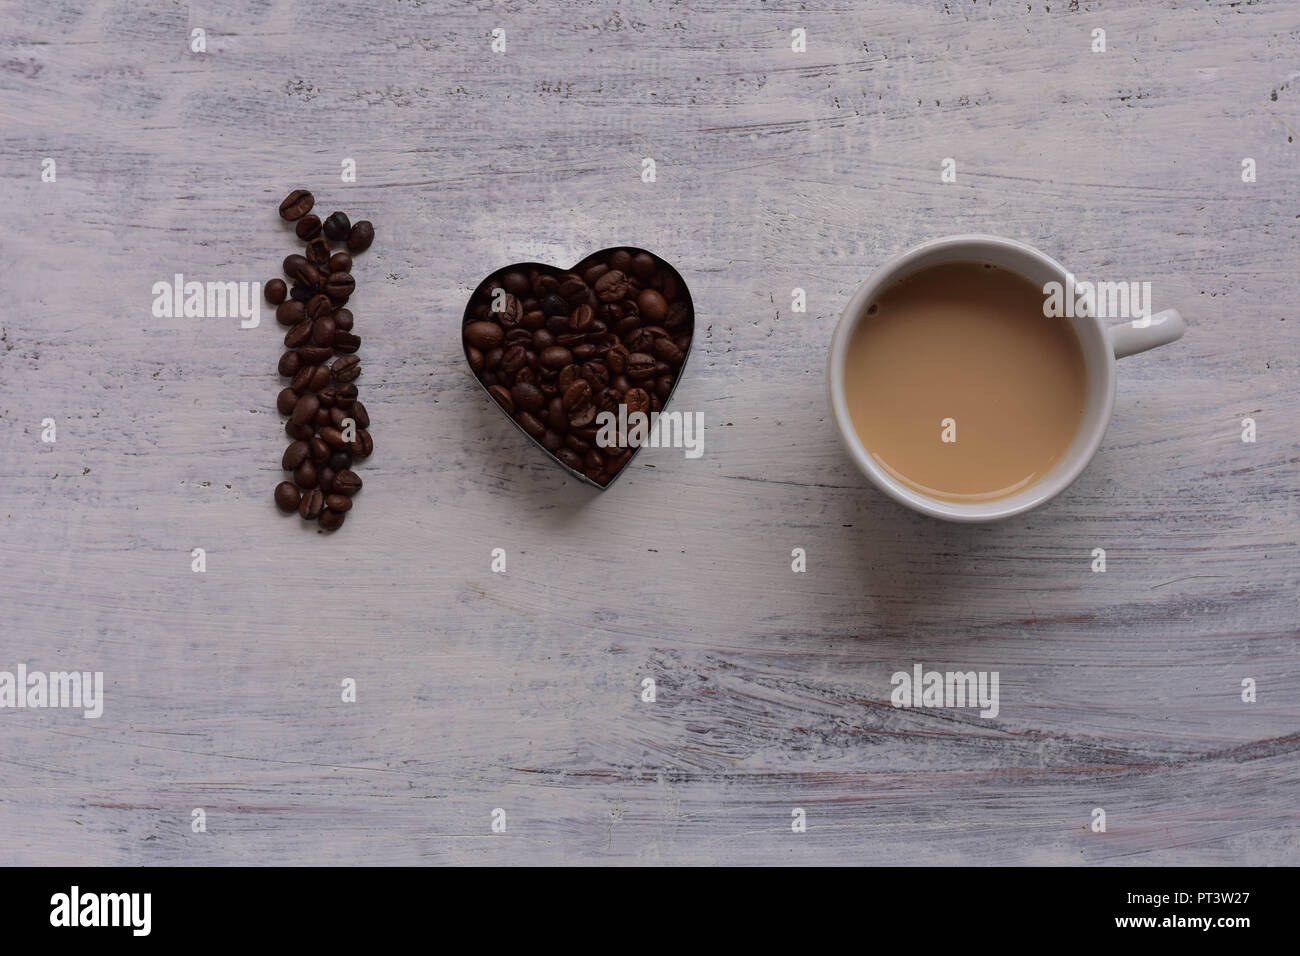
<box><xmin>462</xmin><ymin>247</ymin><xmax>695</xmax><ymax>488</ymax></box>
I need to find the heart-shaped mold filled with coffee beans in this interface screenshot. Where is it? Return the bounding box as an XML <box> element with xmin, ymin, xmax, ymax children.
<box><xmin>462</xmin><ymin>247</ymin><xmax>694</xmax><ymax>487</ymax></box>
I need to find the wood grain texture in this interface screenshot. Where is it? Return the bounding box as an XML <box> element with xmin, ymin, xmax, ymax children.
<box><xmin>0</xmin><ymin>0</ymin><xmax>1296</xmax><ymax>865</ymax></box>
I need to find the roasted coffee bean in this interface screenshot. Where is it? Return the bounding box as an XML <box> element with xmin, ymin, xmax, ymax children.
<box><xmin>333</xmin><ymin>469</ymin><xmax>362</xmax><ymax>496</ymax></box>
<box><xmin>305</xmin><ymin>238</ymin><xmax>331</xmax><ymax>267</ymax></box>
<box><xmin>517</xmin><ymin>411</ymin><xmax>546</xmax><ymax>438</ymax></box>
<box><xmin>299</xmin><ymin>488</ymin><xmax>324</xmax><ymax>519</ymax></box>
<box><xmin>325</xmin><ymin>494</ymin><xmax>353</xmax><ymax>513</ymax></box>
<box><xmin>331</xmin><ymin>354</ymin><xmax>361</xmax><ymax>382</ymax></box>
<box><xmin>279</xmin><ymin>189</ymin><xmax>314</xmax><ymax>221</ymax></box>
<box><xmin>488</xmin><ymin>385</ymin><xmax>514</xmax><ymax>414</ymax></box>
<box><xmin>556</xmin><ymin>448</ymin><xmax>583</xmax><ymax>472</ymax></box>
<box><xmin>625</xmin><ymin>352</ymin><xmax>656</xmax><ymax>380</ymax></box>
<box><xmin>468</xmin><ymin>346</ymin><xmax>484</xmax><ymax>373</ymax></box>
<box><xmin>313</xmin><ymin>406</ymin><xmax>331</xmax><ymax>428</ymax></box>
<box><xmin>286</xmin><ymin>420</ymin><xmax>314</xmax><ymax>441</ymax></box>
<box><xmin>318</xmin><ymin>508</ymin><xmax>346</xmax><ymax>531</ymax></box>
<box><xmin>569</xmin><ymin>303</ymin><xmax>595</xmax><ymax>331</ymax></box>
<box><xmin>293</xmin><ymin>458</ymin><xmax>318</xmax><ymax>488</ymax></box>
<box><xmin>284</xmin><ymin>319</ymin><xmax>313</xmax><ymax>348</ymax></box>
<box><xmin>309</xmin><ymin>437</ymin><xmax>331</xmax><ymax>464</ymax></box>
<box><xmin>285</xmin><ymin>257</ymin><xmax>320</xmax><ymax>289</ymax></box>
<box><xmin>511</xmin><ymin>381</ymin><xmax>544</xmax><ymax>414</ymax></box>
<box><xmin>332</xmin><ymin>308</ymin><xmax>354</xmax><ymax>331</ymax></box>
<box><xmin>540</xmin><ymin>346</ymin><xmax>572</xmax><ymax>369</ymax></box>
<box><xmin>306</xmin><ymin>293</ymin><xmax>333</xmax><ymax>321</ymax></box>
<box><xmin>347</xmin><ymin>220</ymin><xmax>374</xmax><ymax>253</ymax></box>
<box><xmin>540</xmin><ymin>292</ymin><xmax>569</xmax><ymax>317</ymax></box>
<box><xmin>631</xmin><ymin>251</ymin><xmax>655</xmax><ymax>280</ymax></box>
<box><xmin>297</xmin><ymin>345</ymin><xmax>333</xmax><ymax>364</ymax></box>
<box><xmin>594</xmin><ymin>269</ymin><xmax>630</xmax><ymax>302</ymax></box>
<box><xmin>655</xmin><ymin>374</ymin><xmax>674</xmax><ymax>399</ymax></box>
<box><xmin>295</xmin><ymin>214</ymin><xmax>322</xmax><ymax>240</ymax></box>
<box><xmin>290</xmin><ymin>393</ymin><xmax>319</xmax><ymax>427</ymax></box>
<box><xmin>623</xmin><ymin>387</ymin><xmax>651</xmax><ymax>416</ymax></box>
<box><xmin>605</xmin><ymin>344</ymin><xmax>630</xmax><ymax>374</ymax></box>
<box><xmin>637</xmin><ymin>288</ymin><xmax>668</xmax><ymax>322</ymax></box>
<box><xmin>308</xmin><ymin>364</ymin><xmax>330</xmax><ymax>391</ymax></box>
<box><xmin>323</xmin><ymin>211</ymin><xmax>351</xmax><ymax>241</ymax></box>
<box><xmin>320</xmin><ymin>426</ymin><xmax>345</xmax><ymax>449</ymax></box>
<box><xmin>318</xmin><ymin>467</ymin><xmax>336</xmax><ymax>494</ymax></box>
<box><xmin>563</xmin><ymin>379</ymin><xmax>595</xmax><ymax>427</ymax></box>
<box><xmin>332</xmin><ymin>332</ymin><xmax>360</xmax><ymax>353</ymax></box>
<box><xmin>290</xmin><ymin>364</ymin><xmax>315</xmax><ymax>392</ymax></box>
<box><xmin>277</xmin><ymin>387</ymin><xmax>299</xmax><ymax>416</ymax></box>
<box><xmin>276</xmin><ymin>300</ymin><xmax>306</xmax><ymax>326</ymax></box>
<box><xmin>499</xmin><ymin>344</ymin><xmax>528</xmax><ymax>378</ymax></box>
<box><xmin>311</xmin><ymin>315</ymin><xmax>337</xmax><ymax>346</ymax></box>
<box><xmin>274</xmin><ymin>481</ymin><xmax>301</xmax><ymax>513</ymax></box>
<box><xmin>289</xmin><ymin>284</ymin><xmax>313</xmax><ymax>302</ymax></box>
<box><xmin>283</xmin><ymin>253</ymin><xmax>308</xmax><ymax>278</ymax></box>
<box><xmin>464</xmin><ymin>321</ymin><xmax>503</xmax><ymax>350</ymax></box>
<box><xmin>652</xmin><ymin>338</ymin><xmax>685</xmax><ymax>364</ymax></box>
<box><xmin>278</xmin><ymin>350</ymin><xmax>301</xmax><ymax>378</ymax></box>
<box><xmin>282</xmin><ymin>440</ymin><xmax>309</xmax><ymax>470</ymax></box>
<box><xmin>321</xmin><ymin>382</ymin><xmax>357</xmax><ymax>406</ymax></box>
<box><xmin>328</xmin><ymin>450</ymin><xmax>352</xmax><ymax>472</ymax></box>
<box><xmin>542</xmin><ymin>429</ymin><xmax>564</xmax><ymax>451</ymax></box>
<box><xmin>350</xmin><ymin>401</ymin><xmax>370</xmax><ymax>429</ymax></box>
<box><xmin>579</xmin><ymin>361</ymin><xmax>609</xmax><ymax>389</ymax></box>
<box><xmin>329</xmin><ymin>406</ymin><xmax>347</xmax><ymax>428</ymax></box>
<box><xmin>349</xmin><ymin>429</ymin><xmax>373</xmax><ymax>459</ymax></box>
<box><xmin>565</xmin><ymin>432</ymin><xmax>590</xmax><ymax>454</ymax></box>
<box><xmin>265</xmin><ymin>278</ymin><xmax>287</xmax><ymax>305</ymax></box>
<box><xmin>328</xmin><ymin>251</ymin><xmax>352</xmax><ymax>273</ymax></box>
<box><xmin>324</xmin><ymin>271</ymin><xmax>354</xmax><ymax>301</ymax></box>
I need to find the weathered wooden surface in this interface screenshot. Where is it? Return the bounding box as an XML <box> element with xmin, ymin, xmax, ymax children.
<box><xmin>0</xmin><ymin>0</ymin><xmax>1296</xmax><ymax>865</ymax></box>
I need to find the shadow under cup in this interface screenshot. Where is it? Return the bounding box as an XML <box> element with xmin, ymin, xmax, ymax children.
<box><xmin>828</xmin><ymin>237</ymin><xmax>1117</xmax><ymax>522</ymax></box>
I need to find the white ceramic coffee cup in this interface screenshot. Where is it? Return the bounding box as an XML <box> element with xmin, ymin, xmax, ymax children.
<box><xmin>827</xmin><ymin>235</ymin><xmax>1186</xmax><ymax>522</ymax></box>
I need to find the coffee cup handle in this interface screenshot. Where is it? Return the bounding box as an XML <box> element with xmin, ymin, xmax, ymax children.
<box><xmin>1109</xmin><ymin>309</ymin><xmax>1186</xmax><ymax>359</ymax></box>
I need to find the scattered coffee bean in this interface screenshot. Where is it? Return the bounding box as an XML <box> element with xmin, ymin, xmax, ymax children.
<box><xmin>323</xmin><ymin>211</ymin><xmax>351</xmax><ymax>241</ymax></box>
<box><xmin>271</xmin><ymin>193</ymin><xmax>375</xmax><ymax>527</ymax></box>
<box><xmin>324</xmin><ymin>271</ymin><xmax>355</xmax><ymax>301</ymax></box>
<box><xmin>290</xmin><ymin>393</ymin><xmax>319</xmax><ymax>427</ymax></box>
<box><xmin>293</xmin><ymin>458</ymin><xmax>317</xmax><ymax>488</ymax></box>
<box><xmin>279</xmin><ymin>188</ymin><xmax>314</xmax><ymax>221</ymax></box>
<box><xmin>296</xmin><ymin>345</ymin><xmax>333</xmax><ymax>365</ymax></box>
<box><xmin>282</xmin><ymin>440</ymin><xmax>309</xmax><ymax>471</ymax></box>
<box><xmin>331</xmin><ymin>354</ymin><xmax>361</xmax><ymax>382</ymax></box>
<box><xmin>274</xmin><ymin>481</ymin><xmax>301</xmax><ymax>513</ymax></box>
<box><xmin>295</xmin><ymin>214</ymin><xmax>322</xmax><ymax>240</ymax></box>
<box><xmin>276</xmin><ymin>300</ymin><xmax>305</xmax><ymax>326</ymax></box>
<box><xmin>347</xmin><ymin>220</ymin><xmax>374</xmax><ymax>252</ymax></box>
<box><xmin>299</xmin><ymin>488</ymin><xmax>324</xmax><ymax>519</ymax></box>
<box><xmin>332</xmin><ymin>331</ymin><xmax>361</xmax><ymax>353</ymax></box>
<box><xmin>333</xmin><ymin>470</ymin><xmax>362</xmax><ymax>495</ymax></box>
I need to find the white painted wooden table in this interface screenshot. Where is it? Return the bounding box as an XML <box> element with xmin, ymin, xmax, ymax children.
<box><xmin>1</xmin><ymin>0</ymin><xmax>1296</xmax><ymax>865</ymax></box>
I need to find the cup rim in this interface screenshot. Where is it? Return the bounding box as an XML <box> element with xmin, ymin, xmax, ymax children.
<box><xmin>827</xmin><ymin>234</ymin><xmax>1117</xmax><ymax>522</ymax></box>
